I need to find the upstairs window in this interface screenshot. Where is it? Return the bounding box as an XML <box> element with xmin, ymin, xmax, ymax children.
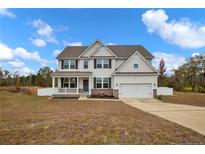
<box><xmin>103</xmin><ymin>59</ymin><xmax>109</xmax><ymax>68</ymax></box>
<box><xmin>62</xmin><ymin>60</ymin><xmax>78</xmax><ymax>69</ymax></box>
<box><xmin>70</xmin><ymin>60</ymin><xmax>76</xmax><ymax>69</ymax></box>
<box><xmin>94</xmin><ymin>59</ymin><xmax>111</xmax><ymax>69</ymax></box>
<box><xmin>63</xmin><ymin>60</ymin><xmax>69</xmax><ymax>69</ymax></box>
<box><xmin>134</xmin><ymin>64</ymin><xmax>138</xmax><ymax>69</ymax></box>
<box><xmin>84</xmin><ymin>60</ymin><xmax>88</xmax><ymax>69</ymax></box>
<box><xmin>96</xmin><ymin>59</ymin><xmax>102</xmax><ymax>68</ymax></box>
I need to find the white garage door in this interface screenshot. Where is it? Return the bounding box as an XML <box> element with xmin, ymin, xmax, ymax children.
<box><xmin>119</xmin><ymin>83</ymin><xmax>153</xmax><ymax>98</ymax></box>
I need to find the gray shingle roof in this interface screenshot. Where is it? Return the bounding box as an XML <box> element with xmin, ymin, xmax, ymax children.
<box><xmin>56</xmin><ymin>45</ymin><xmax>154</xmax><ymax>59</ymax></box>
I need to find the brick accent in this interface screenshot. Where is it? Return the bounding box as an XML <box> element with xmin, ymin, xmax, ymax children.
<box><xmin>113</xmin><ymin>89</ymin><xmax>119</xmax><ymax>98</ymax></box>
<box><xmin>91</xmin><ymin>89</ymin><xmax>113</xmax><ymax>97</ymax></box>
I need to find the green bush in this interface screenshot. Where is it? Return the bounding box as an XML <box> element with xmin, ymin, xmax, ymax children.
<box><xmin>183</xmin><ymin>86</ymin><xmax>193</xmax><ymax>92</ymax></box>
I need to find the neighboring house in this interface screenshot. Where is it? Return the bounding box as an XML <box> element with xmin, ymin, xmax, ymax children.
<box><xmin>52</xmin><ymin>39</ymin><xmax>158</xmax><ymax>98</ymax></box>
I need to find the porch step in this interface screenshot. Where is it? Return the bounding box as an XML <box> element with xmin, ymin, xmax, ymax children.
<box><xmin>78</xmin><ymin>95</ymin><xmax>88</xmax><ymax>100</ymax></box>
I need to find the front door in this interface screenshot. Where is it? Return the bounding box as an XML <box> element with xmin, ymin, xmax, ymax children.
<box><xmin>83</xmin><ymin>80</ymin><xmax>89</xmax><ymax>92</ymax></box>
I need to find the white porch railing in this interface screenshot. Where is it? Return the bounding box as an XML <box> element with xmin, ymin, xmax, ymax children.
<box><xmin>38</xmin><ymin>88</ymin><xmax>53</xmax><ymax>96</ymax></box>
<box><xmin>37</xmin><ymin>88</ymin><xmax>78</xmax><ymax>96</ymax></box>
<box><xmin>53</xmin><ymin>88</ymin><xmax>78</xmax><ymax>94</ymax></box>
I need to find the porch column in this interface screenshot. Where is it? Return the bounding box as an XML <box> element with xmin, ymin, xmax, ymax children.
<box><xmin>89</xmin><ymin>76</ymin><xmax>91</xmax><ymax>94</ymax></box>
<box><xmin>77</xmin><ymin>77</ymin><xmax>79</xmax><ymax>94</ymax></box>
<box><xmin>52</xmin><ymin>76</ymin><xmax>55</xmax><ymax>88</ymax></box>
<box><xmin>58</xmin><ymin>77</ymin><xmax>61</xmax><ymax>88</ymax></box>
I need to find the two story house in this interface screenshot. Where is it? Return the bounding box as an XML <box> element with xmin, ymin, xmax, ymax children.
<box><xmin>52</xmin><ymin>39</ymin><xmax>158</xmax><ymax>98</ymax></box>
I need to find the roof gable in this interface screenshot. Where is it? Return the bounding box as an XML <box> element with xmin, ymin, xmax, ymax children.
<box><xmin>79</xmin><ymin>39</ymin><xmax>102</xmax><ymax>57</ymax></box>
<box><xmin>113</xmin><ymin>50</ymin><xmax>158</xmax><ymax>75</ymax></box>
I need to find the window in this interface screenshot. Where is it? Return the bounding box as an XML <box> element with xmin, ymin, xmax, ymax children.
<box><xmin>70</xmin><ymin>77</ymin><xmax>77</xmax><ymax>88</ymax></box>
<box><xmin>63</xmin><ymin>78</ymin><xmax>69</xmax><ymax>88</ymax></box>
<box><xmin>103</xmin><ymin>78</ymin><xmax>109</xmax><ymax>88</ymax></box>
<box><xmin>96</xmin><ymin>59</ymin><xmax>102</xmax><ymax>68</ymax></box>
<box><xmin>70</xmin><ymin>60</ymin><xmax>76</xmax><ymax>69</ymax></box>
<box><xmin>84</xmin><ymin>60</ymin><xmax>88</xmax><ymax>69</ymax></box>
<box><xmin>103</xmin><ymin>59</ymin><xmax>109</xmax><ymax>68</ymax></box>
<box><xmin>96</xmin><ymin>78</ymin><xmax>102</xmax><ymax>88</ymax></box>
<box><xmin>63</xmin><ymin>60</ymin><xmax>69</xmax><ymax>69</ymax></box>
<box><xmin>134</xmin><ymin>64</ymin><xmax>138</xmax><ymax>69</ymax></box>
<box><xmin>95</xmin><ymin>59</ymin><xmax>111</xmax><ymax>69</ymax></box>
<box><xmin>94</xmin><ymin>77</ymin><xmax>111</xmax><ymax>89</ymax></box>
<box><xmin>62</xmin><ymin>60</ymin><xmax>77</xmax><ymax>69</ymax></box>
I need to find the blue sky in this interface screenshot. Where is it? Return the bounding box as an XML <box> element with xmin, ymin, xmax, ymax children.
<box><xmin>0</xmin><ymin>8</ymin><xmax>205</xmax><ymax>75</ymax></box>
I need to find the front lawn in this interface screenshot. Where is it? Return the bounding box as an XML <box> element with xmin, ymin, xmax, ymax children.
<box><xmin>161</xmin><ymin>92</ymin><xmax>205</xmax><ymax>107</ymax></box>
<box><xmin>0</xmin><ymin>91</ymin><xmax>204</xmax><ymax>144</ymax></box>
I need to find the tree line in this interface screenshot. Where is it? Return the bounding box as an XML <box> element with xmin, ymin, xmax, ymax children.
<box><xmin>158</xmin><ymin>54</ymin><xmax>205</xmax><ymax>93</ymax></box>
<box><xmin>0</xmin><ymin>67</ymin><xmax>53</xmax><ymax>87</ymax></box>
<box><xmin>0</xmin><ymin>54</ymin><xmax>204</xmax><ymax>92</ymax></box>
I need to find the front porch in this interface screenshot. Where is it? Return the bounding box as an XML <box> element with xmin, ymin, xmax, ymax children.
<box><xmin>52</xmin><ymin>71</ymin><xmax>92</xmax><ymax>97</ymax></box>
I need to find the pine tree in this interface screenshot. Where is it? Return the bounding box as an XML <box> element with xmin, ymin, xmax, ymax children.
<box><xmin>158</xmin><ymin>58</ymin><xmax>167</xmax><ymax>87</ymax></box>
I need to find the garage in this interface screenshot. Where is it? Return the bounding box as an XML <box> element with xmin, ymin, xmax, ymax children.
<box><xmin>119</xmin><ymin>83</ymin><xmax>153</xmax><ymax>98</ymax></box>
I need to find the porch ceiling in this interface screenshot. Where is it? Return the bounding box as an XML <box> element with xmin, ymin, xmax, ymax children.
<box><xmin>52</xmin><ymin>71</ymin><xmax>92</xmax><ymax>77</ymax></box>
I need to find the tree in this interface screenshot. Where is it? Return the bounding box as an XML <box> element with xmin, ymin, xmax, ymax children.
<box><xmin>37</xmin><ymin>67</ymin><xmax>53</xmax><ymax>87</ymax></box>
<box><xmin>172</xmin><ymin>54</ymin><xmax>205</xmax><ymax>92</ymax></box>
<box><xmin>158</xmin><ymin>58</ymin><xmax>167</xmax><ymax>87</ymax></box>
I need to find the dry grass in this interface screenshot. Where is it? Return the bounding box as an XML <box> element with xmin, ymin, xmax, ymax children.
<box><xmin>161</xmin><ymin>92</ymin><xmax>205</xmax><ymax>107</ymax></box>
<box><xmin>0</xmin><ymin>91</ymin><xmax>205</xmax><ymax>144</ymax></box>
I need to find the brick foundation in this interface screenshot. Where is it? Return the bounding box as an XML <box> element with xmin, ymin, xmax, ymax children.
<box><xmin>91</xmin><ymin>89</ymin><xmax>113</xmax><ymax>97</ymax></box>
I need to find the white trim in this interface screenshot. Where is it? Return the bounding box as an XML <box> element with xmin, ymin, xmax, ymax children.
<box><xmin>89</xmin><ymin>41</ymin><xmax>117</xmax><ymax>58</ymax></box>
<box><xmin>79</xmin><ymin>39</ymin><xmax>117</xmax><ymax>58</ymax></box>
<box><xmin>113</xmin><ymin>73</ymin><xmax>158</xmax><ymax>76</ymax></box>
<box><xmin>78</xmin><ymin>39</ymin><xmax>101</xmax><ymax>58</ymax></box>
<box><xmin>112</xmin><ymin>50</ymin><xmax>159</xmax><ymax>75</ymax></box>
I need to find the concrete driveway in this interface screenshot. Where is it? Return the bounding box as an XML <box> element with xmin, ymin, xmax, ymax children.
<box><xmin>121</xmin><ymin>98</ymin><xmax>205</xmax><ymax>136</ymax></box>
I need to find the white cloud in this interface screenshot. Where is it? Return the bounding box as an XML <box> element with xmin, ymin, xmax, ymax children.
<box><xmin>31</xmin><ymin>19</ymin><xmax>58</xmax><ymax>44</ymax></box>
<box><xmin>8</xmin><ymin>59</ymin><xmax>24</xmax><ymax>68</ymax></box>
<box><xmin>14</xmin><ymin>47</ymin><xmax>49</xmax><ymax>66</ymax></box>
<box><xmin>142</xmin><ymin>9</ymin><xmax>205</xmax><ymax>49</ymax></box>
<box><xmin>192</xmin><ymin>52</ymin><xmax>200</xmax><ymax>57</ymax></box>
<box><xmin>152</xmin><ymin>51</ymin><xmax>186</xmax><ymax>75</ymax></box>
<box><xmin>30</xmin><ymin>38</ymin><xmax>47</xmax><ymax>47</ymax></box>
<box><xmin>0</xmin><ymin>42</ymin><xmax>49</xmax><ymax>67</ymax></box>
<box><xmin>106</xmin><ymin>42</ymin><xmax>116</xmax><ymax>45</ymax></box>
<box><xmin>53</xmin><ymin>49</ymin><xmax>61</xmax><ymax>57</ymax></box>
<box><xmin>66</xmin><ymin>41</ymin><xmax>83</xmax><ymax>46</ymax></box>
<box><xmin>0</xmin><ymin>43</ymin><xmax>14</xmax><ymax>60</ymax></box>
<box><xmin>14</xmin><ymin>67</ymin><xmax>34</xmax><ymax>76</ymax></box>
<box><xmin>0</xmin><ymin>8</ymin><xmax>16</xmax><ymax>18</ymax></box>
